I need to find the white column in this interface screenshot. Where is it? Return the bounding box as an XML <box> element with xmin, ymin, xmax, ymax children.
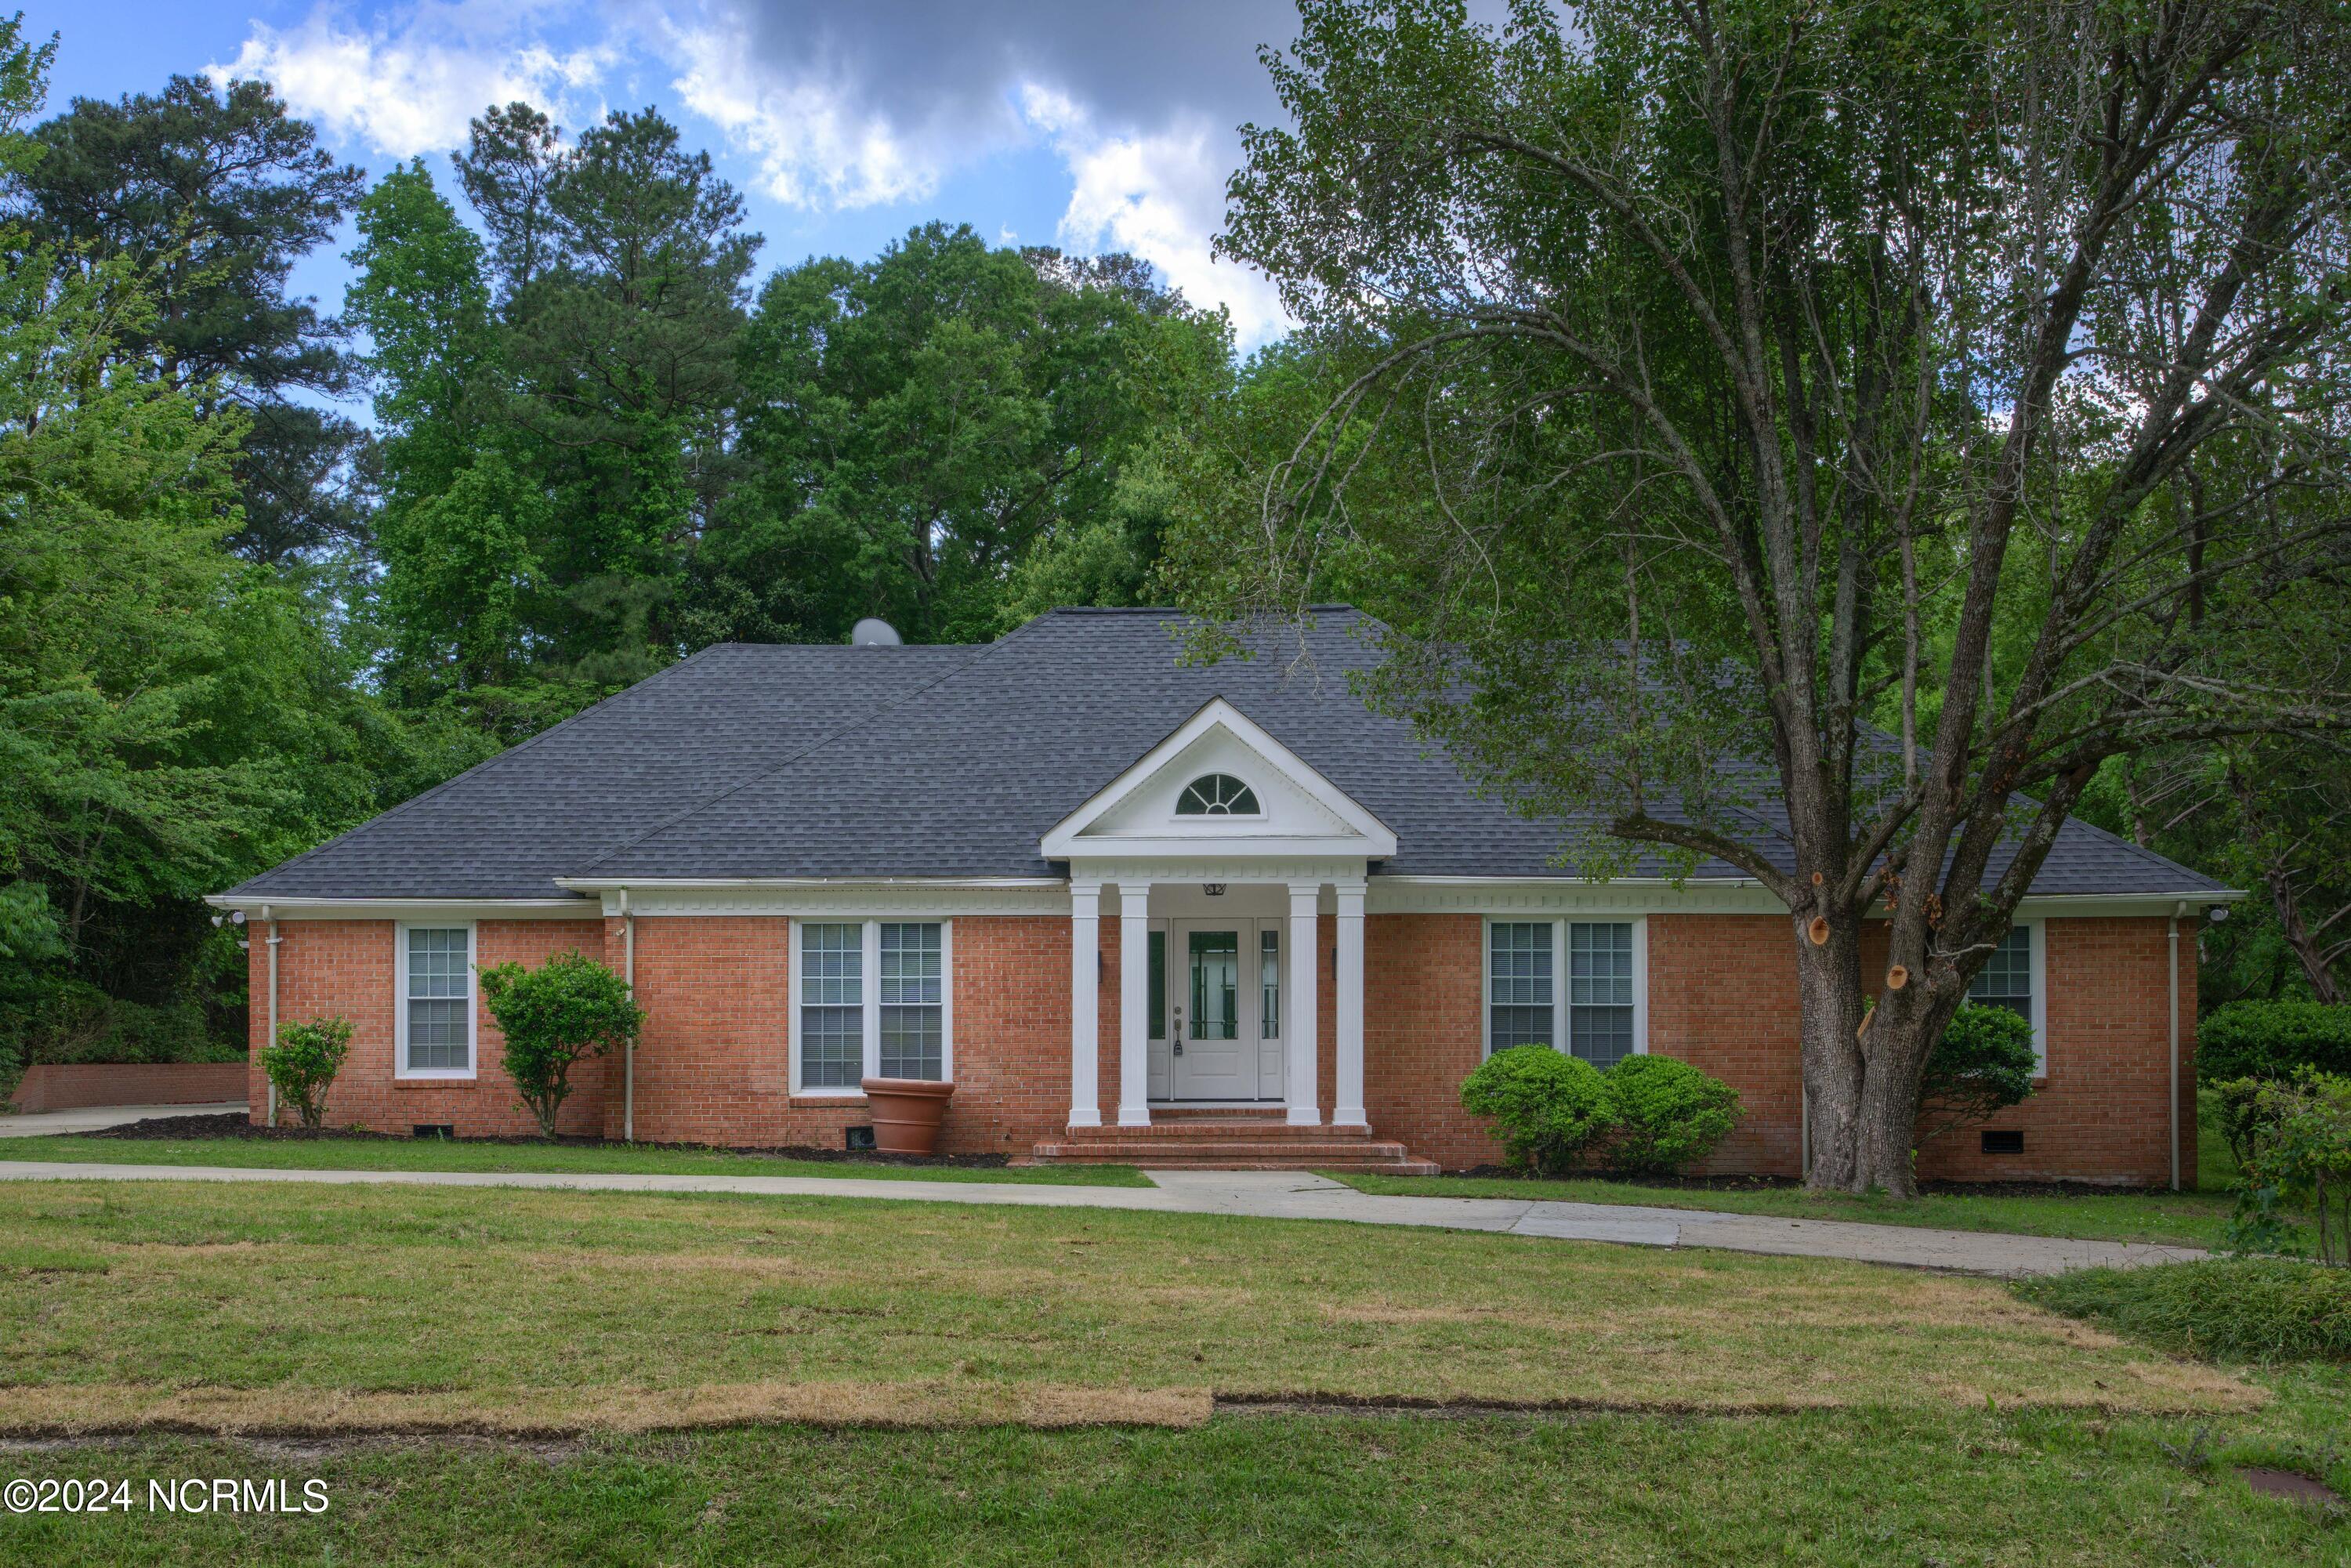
<box><xmin>1285</xmin><ymin>882</ymin><xmax>1321</xmax><ymax>1127</ymax></box>
<box><xmin>1068</xmin><ymin>879</ymin><xmax>1102</xmax><ymax>1128</ymax></box>
<box><xmin>1333</xmin><ymin>878</ymin><xmax>1367</xmax><ymax>1128</ymax></box>
<box><xmin>1118</xmin><ymin>884</ymin><xmax>1151</xmax><ymax>1127</ymax></box>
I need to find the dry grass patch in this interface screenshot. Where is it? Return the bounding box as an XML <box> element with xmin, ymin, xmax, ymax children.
<box><xmin>0</xmin><ymin>1380</ymin><xmax>1210</xmax><ymax>1439</ymax></box>
<box><xmin>0</xmin><ymin>1179</ymin><xmax>2261</xmax><ymax>1434</ymax></box>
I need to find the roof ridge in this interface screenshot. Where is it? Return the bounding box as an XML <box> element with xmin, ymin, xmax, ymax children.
<box><xmin>223</xmin><ymin>643</ymin><xmax>735</xmax><ymax>900</ymax></box>
<box><xmin>573</xmin><ymin>616</ymin><xmax>1066</xmax><ymax>876</ymax></box>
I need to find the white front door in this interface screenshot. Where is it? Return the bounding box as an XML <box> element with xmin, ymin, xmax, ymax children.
<box><xmin>1171</xmin><ymin>922</ymin><xmax>1259</xmax><ymax>1100</ymax></box>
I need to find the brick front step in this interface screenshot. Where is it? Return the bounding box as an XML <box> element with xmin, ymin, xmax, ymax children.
<box><xmin>1045</xmin><ymin>1118</ymin><xmax>1377</xmax><ymax>1139</ymax></box>
<box><xmin>1027</xmin><ymin>1121</ymin><xmax>1438</xmax><ymax>1174</ymax></box>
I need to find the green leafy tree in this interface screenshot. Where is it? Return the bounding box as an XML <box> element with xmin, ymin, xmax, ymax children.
<box><xmin>0</xmin><ymin>24</ymin><xmax>491</xmax><ymax>1088</ymax></box>
<box><xmin>478</xmin><ymin>951</ymin><xmax>645</xmax><ymax>1138</ymax></box>
<box><xmin>722</xmin><ymin>223</ymin><xmax>1227</xmax><ymax>644</ymax></box>
<box><xmin>263</xmin><ymin>1015</ymin><xmax>351</xmax><ymax>1129</ymax></box>
<box><xmin>9</xmin><ymin>72</ymin><xmax>366</xmax><ymax>563</ymax></box>
<box><xmin>1201</xmin><ymin>0</ymin><xmax>2351</xmax><ymax>1196</ymax></box>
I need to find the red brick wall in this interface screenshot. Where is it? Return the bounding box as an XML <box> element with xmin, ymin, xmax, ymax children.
<box><xmin>1357</xmin><ymin>911</ymin><xmax>2193</xmax><ymax>1186</ymax></box>
<box><xmin>247</xmin><ymin>918</ymin><xmax>607</xmax><ymax>1135</ymax></box>
<box><xmin>1363</xmin><ymin>914</ymin><xmax>1496</xmax><ymax>1167</ymax></box>
<box><xmin>1915</xmin><ymin>917</ymin><xmax>2197</xmax><ymax>1186</ymax></box>
<box><xmin>610</xmin><ymin>913</ymin><xmax>1082</xmax><ymax>1154</ymax></box>
<box><xmin>251</xmin><ymin>905</ymin><xmax>2197</xmax><ymax>1183</ymax></box>
<box><xmin>9</xmin><ymin>1062</ymin><xmax>248</xmax><ymax>1114</ymax></box>
<box><xmin>1650</xmin><ymin>914</ymin><xmax>1807</xmax><ymax>1176</ymax></box>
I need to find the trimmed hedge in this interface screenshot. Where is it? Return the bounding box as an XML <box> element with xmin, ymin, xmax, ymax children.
<box><xmin>1459</xmin><ymin>1048</ymin><xmax>1743</xmax><ymax>1176</ymax></box>
<box><xmin>2198</xmin><ymin>1001</ymin><xmax>2351</xmax><ymax>1084</ymax></box>
<box><xmin>1603</xmin><ymin>1054</ymin><xmax>1743</xmax><ymax>1173</ymax></box>
<box><xmin>1458</xmin><ymin>1045</ymin><xmax>1617</xmax><ymax>1175</ymax></box>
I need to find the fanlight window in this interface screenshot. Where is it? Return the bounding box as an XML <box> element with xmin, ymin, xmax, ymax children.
<box><xmin>1176</xmin><ymin>773</ymin><xmax>1261</xmax><ymax>817</ymax></box>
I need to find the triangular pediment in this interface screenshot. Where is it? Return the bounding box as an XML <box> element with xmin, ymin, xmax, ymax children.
<box><xmin>1041</xmin><ymin>698</ymin><xmax>1397</xmax><ymax>860</ymax></box>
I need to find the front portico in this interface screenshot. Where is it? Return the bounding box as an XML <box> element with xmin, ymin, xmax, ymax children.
<box><xmin>1041</xmin><ymin>698</ymin><xmax>1393</xmax><ymax>1133</ymax></box>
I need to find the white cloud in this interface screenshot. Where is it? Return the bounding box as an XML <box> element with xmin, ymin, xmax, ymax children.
<box><xmin>211</xmin><ymin>0</ymin><xmax>1293</xmax><ymax>342</ymax></box>
<box><xmin>209</xmin><ymin>3</ymin><xmax>614</xmax><ymax>158</ymax></box>
<box><xmin>662</xmin><ymin>23</ymin><xmax>955</xmax><ymax>210</ymax></box>
<box><xmin>1020</xmin><ymin>87</ymin><xmax>1287</xmax><ymax>344</ymax></box>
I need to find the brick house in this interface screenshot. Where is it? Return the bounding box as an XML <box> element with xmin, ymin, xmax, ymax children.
<box><xmin>213</xmin><ymin>607</ymin><xmax>2230</xmax><ymax>1183</ymax></box>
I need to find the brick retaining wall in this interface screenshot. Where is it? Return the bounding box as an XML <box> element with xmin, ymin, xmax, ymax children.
<box><xmin>9</xmin><ymin>1061</ymin><xmax>248</xmax><ymax>1114</ymax></box>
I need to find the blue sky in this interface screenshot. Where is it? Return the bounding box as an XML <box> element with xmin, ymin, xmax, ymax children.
<box><xmin>31</xmin><ymin>0</ymin><xmax>1323</xmax><ymax>346</ymax></box>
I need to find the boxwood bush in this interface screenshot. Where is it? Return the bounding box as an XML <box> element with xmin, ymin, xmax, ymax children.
<box><xmin>1600</xmin><ymin>1054</ymin><xmax>1743</xmax><ymax>1174</ymax></box>
<box><xmin>1460</xmin><ymin>1048</ymin><xmax>1744</xmax><ymax>1176</ymax></box>
<box><xmin>1458</xmin><ymin>1045</ymin><xmax>1617</xmax><ymax>1175</ymax></box>
<box><xmin>2198</xmin><ymin>1000</ymin><xmax>2351</xmax><ymax>1084</ymax></box>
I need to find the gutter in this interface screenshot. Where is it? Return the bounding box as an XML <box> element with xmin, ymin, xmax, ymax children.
<box><xmin>265</xmin><ymin>905</ymin><xmax>281</xmax><ymax>1129</ymax></box>
<box><xmin>620</xmin><ymin>887</ymin><xmax>636</xmax><ymax>1144</ymax></box>
<box><xmin>2170</xmin><ymin>903</ymin><xmax>2184</xmax><ymax>1193</ymax></box>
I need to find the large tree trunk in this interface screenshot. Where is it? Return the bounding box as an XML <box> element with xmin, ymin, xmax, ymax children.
<box><xmin>1794</xmin><ymin>918</ymin><xmax>1868</xmax><ymax>1192</ymax></box>
<box><xmin>1796</xmin><ymin>913</ymin><xmax>1957</xmax><ymax>1197</ymax></box>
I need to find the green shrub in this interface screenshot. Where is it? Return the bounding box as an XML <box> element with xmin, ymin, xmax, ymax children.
<box><xmin>2198</xmin><ymin>1000</ymin><xmax>2351</xmax><ymax>1084</ymax></box>
<box><xmin>2226</xmin><ymin>1070</ymin><xmax>2351</xmax><ymax>1266</ymax></box>
<box><xmin>1599</xmin><ymin>1054</ymin><xmax>1742</xmax><ymax>1174</ymax></box>
<box><xmin>2208</xmin><ymin>1076</ymin><xmax>2267</xmax><ymax>1174</ymax></box>
<box><xmin>2016</xmin><ymin>1257</ymin><xmax>2351</xmax><ymax>1363</ymax></box>
<box><xmin>262</xmin><ymin>1016</ymin><xmax>353</xmax><ymax>1129</ymax></box>
<box><xmin>1918</xmin><ymin>1003</ymin><xmax>2038</xmax><ymax>1143</ymax></box>
<box><xmin>1458</xmin><ymin>1045</ymin><xmax>1617</xmax><ymax>1175</ymax></box>
<box><xmin>479</xmin><ymin>951</ymin><xmax>646</xmax><ymax>1138</ymax></box>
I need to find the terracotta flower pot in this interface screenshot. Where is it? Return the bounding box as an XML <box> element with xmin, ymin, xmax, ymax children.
<box><xmin>859</xmin><ymin>1077</ymin><xmax>955</xmax><ymax>1155</ymax></box>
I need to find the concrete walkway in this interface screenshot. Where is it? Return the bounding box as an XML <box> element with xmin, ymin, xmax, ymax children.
<box><xmin>0</xmin><ymin>1103</ymin><xmax>247</xmax><ymax>1138</ymax></box>
<box><xmin>0</xmin><ymin>1161</ymin><xmax>2204</xmax><ymax>1277</ymax></box>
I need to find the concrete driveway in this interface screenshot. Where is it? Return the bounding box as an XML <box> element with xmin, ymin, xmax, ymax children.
<box><xmin>0</xmin><ymin>1103</ymin><xmax>247</xmax><ymax>1138</ymax></box>
<box><xmin>0</xmin><ymin>1159</ymin><xmax>2205</xmax><ymax>1276</ymax></box>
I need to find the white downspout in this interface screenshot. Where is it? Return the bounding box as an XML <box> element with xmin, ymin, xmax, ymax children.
<box><xmin>2169</xmin><ymin>903</ymin><xmax>2185</xmax><ymax>1193</ymax></box>
<box><xmin>263</xmin><ymin>905</ymin><xmax>281</xmax><ymax>1128</ymax></box>
<box><xmin>620</xmin><ymin>888</ymin><xmax>636</xmax><ymax>1144</ymax></box>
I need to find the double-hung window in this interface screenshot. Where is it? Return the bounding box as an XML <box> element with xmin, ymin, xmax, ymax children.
<box><xmin>397</xmin><ymin>924</ymin><xmax>476</xmax><ymax>1078</ymax></box>
<box><xmin>1567</xmin><ymin>922</ymin><xmax>1637</xmax><ymax>1068</ymax></box>
<box><xmin>1967</xmin><ymin>922</ymin><xmax>2045</xmax><ymax>1071</ymax></box>
<box><xmin>1487</xmin><ymin>922</ymin><xmax>1555</xmax><ymax>1050</ymax></box>
<box><xmin>794</xmin><ymin>920</ymin><xmax>952</xmax><ymax>1092</ymax></box>
<box><xmin>1487</xmin><ymin>918</ymin><xmax>1644</xmax><ymax>1066</ymax></box>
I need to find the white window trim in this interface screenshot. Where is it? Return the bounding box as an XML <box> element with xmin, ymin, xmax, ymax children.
<box><xmin>1481</xmin><ymin>915</ymin><xmax>1649</xmax><ymax>1062</ymax></box>
<box><xmin>1172</xmin><ymin>773</ymin><xmax>1267</xmax><ymax>822</ymax></box>
<box><xmin>1962</xmin><ymin>918</ymin><xmax>2047</xmax><ymax>1076</ymax></box>
<box><xmin>393</xmin><ymin>921</ymin><xmax>477</xmax><ymax>1081</ymax></box>
<box><xmin>789</xmin><ymin>918</ymin><xmax>955</xmax><ymax>1096</ymax></box>
<box><xmin>2026</xmin><ymin>918</ymin><xmax>2049</xmax><ymax>1075</ymax></box>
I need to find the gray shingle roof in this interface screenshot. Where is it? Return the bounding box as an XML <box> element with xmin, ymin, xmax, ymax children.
<box><xmin>226</xmin><ymin>607</ymin><xmax>2228</xmax><ymax>901</ymax></box>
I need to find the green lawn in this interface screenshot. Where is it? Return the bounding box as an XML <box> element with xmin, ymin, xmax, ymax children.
<box><xmin>0</xmin><ymin>1179</ymin><xmax>2250</xmax><ymax>1424</ymax></box>
<box><xmin>0</xmin><ymin>1132</ymin><xmax>1148</xmax><ymax>1186</ymax></box>
<box><xmin>1326</xmin><ymin>1169</ymin><xmax>2253</xmax><ymax>1250</ymax></box>
<box><xmin>6</xmin><ymin>1395</ymin><xmax>2347</xmax><ymax>1566</ymax></box>
<box><xmin>0</xmin><ymin>1177</ymin><xmax>2339</xmax><ymax>1563</ymax></box>
<box><xmin>1328</xmin><ymin>1091</ymin><xmax>2279</xmax><ymax>1252</ymax></box>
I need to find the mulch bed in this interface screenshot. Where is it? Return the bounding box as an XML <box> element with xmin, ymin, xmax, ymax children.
<box><xmin>87</xmin><ymin>1111</ymin><xmax>1020</xmax><ymax>1171</ymax></box>
<box><xmin>1447</xmin><ymin>1166</ymin><xmax>2196</xmax><ymax>1200</ymax></box>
